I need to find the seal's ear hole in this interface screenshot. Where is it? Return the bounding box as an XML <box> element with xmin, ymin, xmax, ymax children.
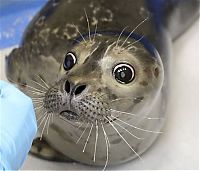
<box><xmin>63</xmin><ymin>52</ymin><xmax>77</xmax><ymax>71</ymax></box>
<box><xmin>113</xmin><ymin>63</ymin><xmax>135</xmax><ymax>84</ymax></box>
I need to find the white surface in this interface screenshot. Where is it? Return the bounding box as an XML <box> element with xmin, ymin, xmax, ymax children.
<box><xmin>0</xmin><ymin>20</ymin><xmax>199</xmax><ymax>170</ymax></box>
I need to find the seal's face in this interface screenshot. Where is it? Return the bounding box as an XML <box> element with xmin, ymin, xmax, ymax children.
<box><xmin>43</xmin><ymin>34</ymin><xmax>163</xmax><ymax>125</ymax></box>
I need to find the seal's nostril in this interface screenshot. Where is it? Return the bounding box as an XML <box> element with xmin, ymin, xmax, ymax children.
<box><xmin>64</xmin><ymin>80</ymin><xmax>70</xmax><ymax>93</ymax></box>
<box><xmin>74</xmin><ymin>85</ymin><xmax>86</xmax><ymax>95</ymax></box>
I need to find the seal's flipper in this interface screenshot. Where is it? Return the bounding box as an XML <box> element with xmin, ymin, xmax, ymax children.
<box><xmin>30</xmin><ymin>138</ymin><xmax>75</xmax><ymax>162</ymax></box>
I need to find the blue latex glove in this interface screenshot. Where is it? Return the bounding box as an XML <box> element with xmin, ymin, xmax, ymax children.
<box><xmin>0</xmin><ymin>80</ymin><xmax>37</xmax><ymax>170</ymax></box>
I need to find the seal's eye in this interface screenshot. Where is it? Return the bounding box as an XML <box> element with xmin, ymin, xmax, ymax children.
<box><xmin>113</xmin><ymin>63</ymin><xmax>135</xmax><ymax>84</ymax></box>
<box><xmin>63</xmin><ymin>52</ymin><xmax>77</xmax><ymax>71</ymax></box>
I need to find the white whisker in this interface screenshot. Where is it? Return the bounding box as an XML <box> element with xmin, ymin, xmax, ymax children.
<box><xmin>26</xmin><ymin>89</ymin><xmax>45</xmax><ymax>95</ymax></box>
<box><xmin>115</xmin><ymin>26</ymin><xmax>128</xmax><ymax>48</ymax></box>
<box><xmin>37</xmin><ymin>111</ymin><xmax>47</xmax><ymax>122</ymax></box>
<box><xmin>93</xmin><ymin>120</ymin><xmax>98</xmax><ymax>162</ymax></box>
<box><xmin>110</xmin><ymin>108</ymin><xmax>163</xmax><ymax>120</ymax></box>
<box><xmin>123</xmin><ymin>35</ymin><xmax>144</xmax><ymax>51</ymax></box>
<box><xmin>32</xmin><ymin>98</ymin><xmax>43</xmax><ymax>102</ymax></box>
<box><xmin>108</xmin><ymin>116</ymin><xmax>144</xmax><ymax>140</ymax></box>
<box><xmin>101</xmin><ymin>122</ymin><xmax>110</xmax><ymax>171</ymax></box>
<box><xmin>47</xmin><ymin>113</ymin><xmax>51</xmax><ymax>135</ymax></box>
<box><xmin>105</xmin><ymin>117</ymin><xmax>142</xmax><ymax>161</ymax></box>
<box><xmin>76</xmin><ymin>122</ymin><xmax>89</xmax><ymax>144</ymax></box>
<box><xmin>32</xmin><ymin>96</ymin><xmax>44</xmax><ymax>100</ymax></box>
<box><xmin>77</xmin><ymin>121</ymin><xmax>84</xmax><ymax>129</ymax></box>
<box><xmin>112</xmin><ymin>115</ymin><xmax>163</xmax><ymax>134</ymax></box>
<box><xmin>35</xmin><ymin>107</ymin><xmax>44</xmax><ymax>113</ymax></box>
<box><xmin>93</xmin><ymin>23</ymin><xmax>98</xmax><ymax>42</ymax></box>
<box><xmin>31</xmin><ymin>79</ymin><xmax>48</xmax><ymax>90</ymax></box>
<box><xmin>111</xmin><ymin>98</ymin><xmax>136</xmax><ymax>103</ymax></box>
<box><xmin>51</xmin><ymin>113</ymin><xmax>54</xmax><ymax>123</ymax></box>
<box><xmin>82</xmin><ymin>124</ymin><xmax>93</xmax><ymax>152</ymax></box>
<box><xmin>37</xmin><ymin>112</ymin><xmax>48</xmax><ymax>129</ymax></box>
<box><xmin>34</xmin><ymin>104</ymin><xmax>44</xmax><ymax>110</ymax></box>
<box><xmin>110</xmin><ymin>109</ymin><xmax>137</xmax><ymax>116</ymax></box>
<box><xmin>120</xmin><ymin>16</ymin><xmax>149</xmax><ymax>48</ymax></box>
<box><xmin>33</xmin><ymin>101</ymin><xmax>43</xmax><ymax>105</ymax></box>
<box><xmin>73</xmin><ymin>24</ymin><xmax>87</xmax><ymax>43</ymax></box>
<box><xmin>145</xmin><ymin>117</ymin><xmax>164</xmax><ymax>120</ymax></box>
<box><xmin>40</xmin><ymin>114</ymin><xmax>50</xmax><ymax>140</ymax></box>
<box><xmin>84</xmin><ymin>8</ymin><xmax>91</xmax><ymax>42</ymax></box>
<box><xmin>26</xmin><ymin>84</ymin><xmax>46</xmax><ymax>93</ymax></box>
<box><xmin>36</xmin><ymin>74</ymin><xmax>50</xmax><ymax>89</ymax></box>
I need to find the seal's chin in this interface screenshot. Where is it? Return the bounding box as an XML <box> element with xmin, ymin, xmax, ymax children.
<box><xmin>59</xmin><ymin>110</ymin><xmax>79</xmax><ymax>121</ymax></box>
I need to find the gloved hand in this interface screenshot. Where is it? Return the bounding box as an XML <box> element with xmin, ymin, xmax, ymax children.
<box><xmin>0</xmin><ymin>80</ymin><xmax>37</xmax><ymax>170</ymax></box>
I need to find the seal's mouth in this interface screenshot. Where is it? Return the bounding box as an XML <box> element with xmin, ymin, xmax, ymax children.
<box><xmin>59</xmin><ymin>110</ymin><xmax>79</xmax><ymax>121</ymax></box>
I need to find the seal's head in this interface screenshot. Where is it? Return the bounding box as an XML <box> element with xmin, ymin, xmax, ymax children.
<box><xmin>43</xmin><ymin>33</ymin><xmax>164</xmax><ymax>124</ymax></box>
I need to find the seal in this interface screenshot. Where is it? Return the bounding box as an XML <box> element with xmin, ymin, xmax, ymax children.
<box><xmin>5</xmin><ymin>0</ymin><xmax>199</xmax><ymax>169</ymax></box>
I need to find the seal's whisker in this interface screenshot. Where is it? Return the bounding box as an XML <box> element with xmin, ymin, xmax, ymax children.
<box><xmin>26</xmin><ymin>89</ymin><xmax>45</xmax><ymax>96</ymax></box>
<box><xmin>25</xmin><ymin>84</ymin><xmax>46</xmax><ymax>93</ymax></box>
<box><xmin>34</xmin><ymin>104</ymin><xmax>45</xmax><ymax>111</ymax></box>
<box><xmin>32</xmin><ymin>96</ymin><xmax>44</xmax><ymax>100</ymax></box>
<box><xmin>33</xmin><ymin>101</ymin><xmax>43</xmax><ymax>105</ymax></box>
<box><xmin>37</xmin><ymin>112</ymin><xmax>48</xmax><ymax>129</ymax></box>
<box><xmin>111</xmin><ymin>115</ymin><xmax>163</xmax><ymax>134</ymax></box>
<box><xmin>105</xmin><ymin>130</ymin><xmax>111</xmax><ymax>148</ymax></box>
<box><xmin>105</xmin><ymin>116</ymin><xmax>143</xmax><ymax>161</ymax></box>
<box><xmin>108</xmin><ymin>116</ymin><xmax>144</xmax><ymax>140</ymax></box>
<box><xmin>34</xmin><ymin>106</ymin><xmax>45</xmax><ymax>114</ymax></box>
<box><xmin>40</xmin><ymin>114</ymin><xmax>51</xmax><ymax>140</ymax></box>
<box><xmin>47</xmin><ymin>113</ymin><xmax>51</xmax><ymax>135</ymax></box>
<box><xmin>76</xmin><ymin>122</ymin><xmax>89</xmax><ymax>144</ymax></box>
<box><xmin>31</xmin><ymin>79</ymin><xmax>49</xmax><ymax>91</ymax></box>
<box><xmin>93</xmin><ymin>23</ymin><xmax>98</xmax><ymax>42</ymax></box>
<box><xmin>8</xmin><ymin>78</ymin><xmax>46</xmax><ymax>96</ymax></box>
<box><xmin>35</xmin><ymin>107</ymin><xmax>45</xmax><ymax>114</ymax></box>
<box><xmin>110</xmin><ymin>108</ymin><xmax>163</xmax><ymax>120</ymax></box>
<box><xmin>32</xmin><ymin>96</ymin><xmax>45</xmax><ymax>100</ymax></box>
<box><xmin>101</xmin><ymin>122</ymin><xmax>109</xmax><ymax>171</ymax></box>
<box><xmin>110</xmin><ymin>108</ymin><xmax>137</xmax><ymax>116</ymax></box>
<box><xmin>32</xmin><ymin>99</ymin><xmax>44</xmax><ymax>102</ymax></box>
<box><xmin>109</xmin><ymin>109</ymin><xmax>164</xmax><ymax>120</ymax></box>
<box><xmin>74</xmin><ymin>115</ymin><xmax>84</xmax><ymax>126</ymax></box>
<box><xmin>77</xmin><ymin>122</ymin><xmax>84</xmax><ymax>129</ymax></box>
<box><xmin>73</xmin><ymin>24</ymin><xmax>87</xmax><ymax>43</ymax></box>
<box><xmin>82</xmin><ymin>124</ymin><xmax>93</xmax><ymax>152</ymax></box>
<box><xmin>120</xmin><ymin>16</ymin><xmax>149</xmax><ymax>49</ymax></box>
<box><xmin>84</xmin><ymin>8</ymin><xmax>91</xmax><ymax>42</ymax></box>
<box><xmin>37</xmin><ymin>111</ymin><xmax>47</xmax><ymax>122</ymax></box>
<box><xmin>123</xmin><ymin>35</ymin><xmax>145</xmax><ymax>51</ymax></box>
<box><xmin>145</xmin><ymin>117</ymin><xmax>164</xmax><ymax>120</ymax></box>
<box><xmin>110</xmin><ymin>97</ymin><xmax>143</xmax><ymax>103</ymax></box>
<box><xmin>115</xmin><ymin>26</ymin><xmax>128</xmax><ymax>48</ymax></box>
<box><xmin>51</xmin><ymin>113</ymin><xmax>54</xmax><ymax>123</ymax></box>
<box><xmin>35</xmin><ymin>74</ymin><xmax>50</xmax><ymax>89</ymax></box>
<box><xmin>33</xmin><ymin>102</ymin><xmax>44</xmax><ymax>106</ymax></box>
<box><xmin>93</xmin><ymin>120</ymin><xmax>98</xmax><ymax>162</ymax></box>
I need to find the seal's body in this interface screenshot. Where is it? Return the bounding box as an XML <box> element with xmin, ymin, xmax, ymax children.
<box><xmin>6</xmin><ymin>0</ymin><xmax>199</xmax><ymax>168</ymax></box>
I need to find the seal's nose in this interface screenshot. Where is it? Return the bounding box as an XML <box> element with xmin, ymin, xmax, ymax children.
<box><xmin>74</xmin><ymin>85</ymin><xmax>86</xmax><ymax>95</ymax></box>
<box><xmin>64</xmin><ymin>80</ymin><xmax>70</xmax><ymax>93</ymax></box>
<box><xmin>64</xmin><ymin>80</ymin><xmax>86</xmax><ymax>96</ymax></box>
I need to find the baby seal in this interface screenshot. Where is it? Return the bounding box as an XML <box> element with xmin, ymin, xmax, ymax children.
<box><xmin>6</xmin><ymin>0</ymin><xmax>199</xmax><ymax>169</ymax></box>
